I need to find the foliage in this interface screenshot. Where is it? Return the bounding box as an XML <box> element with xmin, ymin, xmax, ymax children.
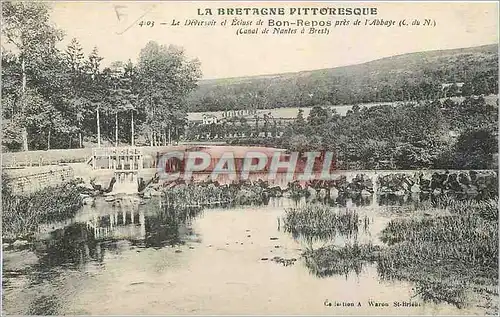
<box><xmin>2</xmin><ymin>177</ymin><xmax>83</xmax><ymax>240</ymax></box>
<box><xmin>1</xmin><ymin>2</ymin><xmax>201</xmax><ymax>151</ymax></box>
<box><xmin>185</xmin><ymin>44</ymin><xmax>498</xmax><ymax>112</ymax></box>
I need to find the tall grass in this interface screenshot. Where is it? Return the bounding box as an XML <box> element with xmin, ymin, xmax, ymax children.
<box><xmin>286</xmin><ymin>196</ymin><xmax>498</xmax><ymax>311</ymax></box>
<box><xmin>162</xmin><ymin>181</ymin><xmax>271</xmax><ymax>207</ymax></box>
<box><xmin>378</xmin><ymin>197</ymin><xmax>499</xmax><ymax>309</ymax></box>
<box><xmin>163</xmin><ymin>183</ymin><xmax>236</xmax><ymax>207</ymax></box>
<box><xmin>282</xmin><ymin>203</ymin><xmax>369</xmax><ymax>241</ymax></box>
<box><xmin>2</xmin><ymin>180</ymin><xmax>83</xmax><ymax>240</ymax></box>
<box><xmin>303</xmin><ymin>243</ymin><xmax>381</xmax><ymax>278</ymax></box>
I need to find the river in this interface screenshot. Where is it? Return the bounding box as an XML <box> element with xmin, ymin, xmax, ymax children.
<box><xmin>2</xmin><ymin>195</ymin><xmax>488</xmax><ymax>315</ymax></box>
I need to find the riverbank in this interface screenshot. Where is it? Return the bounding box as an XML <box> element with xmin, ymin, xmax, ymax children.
<box><xmin>288</xmin><ymin>198</ymin><xmax>499</xmax><ymax>314</ymax></box>
<box><xmin>2</xmin><ymin>179</ymin><xmax>83</xmax><ymax>241</ymax></box>
<box><xmin>2</xmin><ymin>191</ymin><xmax>496</xmax><ymax>315</ymax></box>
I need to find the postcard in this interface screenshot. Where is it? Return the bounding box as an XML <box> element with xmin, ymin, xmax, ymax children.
<box><xmin>1</xmin><ymin>1</ymin><xmax>498</xmax><ymax>315</ymax></box>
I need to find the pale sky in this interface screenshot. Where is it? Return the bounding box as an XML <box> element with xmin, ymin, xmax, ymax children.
<box><xmin>49</xmin><ymin>1</ymin><xmax>499</xmax><ymax>79</ymax></box>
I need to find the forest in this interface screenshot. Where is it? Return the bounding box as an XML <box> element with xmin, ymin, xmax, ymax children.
<box><xmin>1</xmin><ymin>2</ymin><xmax>202</xmax><ymax>152</ymax></box>
<box><xmin>228</xmin><ymin>97</ymin><xmax>499</xmax><ymax>170</ymax></box>
<box><xmin>185</xmin><ymin>44</ymin><xmax>498</xmax><ymax>112</ymax></box>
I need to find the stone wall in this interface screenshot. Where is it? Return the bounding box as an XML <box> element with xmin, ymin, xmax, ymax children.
<box><xmin>304</xmin><ymin>170</ymin><xmax>498</xmax><ymax>198</ymax></box>
<box><xmin>377</xmin><ymin>170</ymin><xmax>498</xmax><ymax>196</ymax></box>
<box><xmin>4</xmin><ymin>165</ymin><xmax>74</xmax><ymax>195</ymax></box>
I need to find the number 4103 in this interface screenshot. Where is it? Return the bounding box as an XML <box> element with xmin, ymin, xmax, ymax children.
<box><xmin>139</xmin><ymin>21</ymin><xmax>155</xmax><ymax>27</ymax></box>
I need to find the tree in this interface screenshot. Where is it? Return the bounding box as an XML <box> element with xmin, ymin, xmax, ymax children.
<box><xmin>123</xmin><ymin>60</ymin><xmax>140</xmax><ymax>145</ymax></box>
<box><xmin>2</xmin><ymin>1</ymin><xmax>64</xmax><ymax>151</ymax></box>
<box><xmin>453</xmin><ymin>128</ymin><xmax>498</xmax><ymax>169</ymax></box>
<box><xmin>105</xmin><ymin>61</ymin><xmax>138</xmax><ymax>146</ymax></box>
<box><xmin>136</xmin><ymin>41</ymin><xmax>201</xmax><ymax>145</ymax></box>
<box><xmin>308</xmin><ymin>105</ymin><xmax>329</xmax><ymax>126</ymax></box>
<box><xmin>85</xmin><ymin>47</ymin><xmax>104</xmax><ymax>147</ymax></box>
<box><xmin>64</xmin><ymin>38</ymin><xmax>87</xmax><ymax>147</ymax></box>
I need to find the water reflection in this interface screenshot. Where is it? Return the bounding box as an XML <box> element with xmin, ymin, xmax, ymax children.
<box><xmin>27</xmin><ymin>197</ymin><xmax>205</xmax><ymax>271</ymax></box>
<box><xmin>3</xmin><ymin>193</ymin><xmax>491</xmax><ymax>315</ymax></box>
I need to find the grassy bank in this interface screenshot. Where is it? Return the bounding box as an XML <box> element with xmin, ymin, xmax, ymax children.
<box><xmin>2</xmin><ymin>179</ymin><xmax>83</xmax><ymax>240</ymax></box>
<box><xmin>286</xmin><ymin>199</ymin><xmax>498</xmax><ymax>312</ymax></box>
<box><xmin>377</xmin><ymin>199</ymin><xmax>498</xmax><ymax>310</ymax></box>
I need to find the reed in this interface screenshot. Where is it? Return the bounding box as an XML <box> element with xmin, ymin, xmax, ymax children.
<box><xmin>378</xmin><ymin>197</ymin><xmax>498</xmax><ymax>309</ymax></box>
<box><xmin>2</xmin><ymin>180</ymin><xmax>83</xmax><ymax>240</ymax></box>
<box><xmin>303</xmin><ymin>243</ymin><xmax>381</xmax><ymax>278</ymax></box>
<box><xmin>163</xmin><ymin>183</ymin><xmax>236</xmax><ymax>207</ymax></box>
<box><xmin>162</xmin><ymin>181</ymin><xmax>273</xmax><ymax>207</ymax></box>
<box><xmin>282</xmin><ymin>203</ymin><xmax>369</xmax><ymax>241</ymax></box>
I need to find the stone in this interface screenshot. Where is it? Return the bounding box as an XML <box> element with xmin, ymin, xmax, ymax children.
<box><xmin>82</xmin><ymin>197</ymin><xmax>95</xmax><ymax>205</ymax></box>
<box><xmin>329</xmin><ymin>187</ymin><xmax>339</xmax><ymax>198</ymax></box>
<box><xmin>318</xmin><ymin>188</ymin><xmax>327</xmax><ymax>199</ymax></box>
<box><xmin>307</xmin><ymin>186</ymin><xmax>317</xmax><ymax>199</ymax></box>
<box><xmin>77</xmin><ymin>182</ymin><xmax>94</xmax><ymax>191</ymax></box>
<box><xmin>410</xmin><ymin>184</ymin><xmax>421</xmax><ymax>193</ymax></box>
<box><xmin>394</xmin><ymin>189</ymin><xmax>405</xmax><ymax>196</ymax></box>
<box><xmin>361</xmin><ymin>189</ymin><xmax>372</xmax><ymax>197</ymax></box>
<box><xmin>12</xmin><ymin>240</ymin><xmax>29</xmax><ymax>248</ymax></box>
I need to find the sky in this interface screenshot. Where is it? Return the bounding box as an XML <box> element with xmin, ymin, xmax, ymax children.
<box><xmin>49</xmin><ymin>1</ymin><xmax>499</xmax><ymax>80</ymax></box>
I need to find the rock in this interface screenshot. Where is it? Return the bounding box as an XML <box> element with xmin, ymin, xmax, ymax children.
<box><xmin>270</xmin><ymin>237</ymin><xmax>278</xmax><ymax>240</ymax></box>
<box><xmin>318</xmin><ymin>188</ymin><xmax>327</xmax><ymax>199</ymax></box>
<box><xmin>433</xmin><ymin>188</ymin><xmax>442</xmax><ymax>196</ymax></box>
<box><xmin>361</xmin><ymin>189</ymin><xmax>371</xmax><ymax>197</ymax></box>
<box><xmin>394</xmin><ymin>189</ymin><xmax>405</xmax><ymax>196</ymax></box>
<box><xmin>274</xmin><ymin>245</ymin><xmax>280</xmax><ymax>248</ymax></box>
<box><xmin>465</xmin><ymin>185</ymin><xmax>479</xmax><ymax>196</ymax></box>
<box><xmin>174</xmin><ymin>250</ymin><xmax>182</xmax><ymax>253</ymax></box>
<box><xmin>82</xmin><ymin>196</ymin><xmax>95</xmax><ymax>205</ymax></box>
<box><xmin>143</xmin><ymin>187</ymin><xmax>161</xmax><ymax>198</ymax></box>
<box><xmin>151</xmin><ymin>189</ymin><xmax>162</xmax><ymax>196</ymax></box>
<box><xmin>77</xmin><ymin>182</ymin><xmax>94</xmax><ymax>191</ymax></box>
<box><xmin>410</xmin><ymin>184</ymin><xmax>421</xmax><ymax>193</ymax></box>
<box><xmin>307</xmin><ymin>186</ymin><xmax>317</xmax><ymax>199</ymax></box>
<box><xmin>12</xmin><ymin>240</ymin><xmax>29</xmax><ymax>248</ymax></box>
<box><xmin>261</xmin><ymin>257</ymin><xmax>269</xmax><ymax>261</ymax></box>
<box><xmin>329</xmin><ymin>187</ymin><xmax>339</xmax><ymax>198</ymax></box>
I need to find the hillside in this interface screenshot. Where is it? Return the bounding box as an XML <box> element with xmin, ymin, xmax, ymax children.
<box><xmin>186</xmin><ymin>44</ymin><xmax>499</xmax><ymax>112</ymax></box>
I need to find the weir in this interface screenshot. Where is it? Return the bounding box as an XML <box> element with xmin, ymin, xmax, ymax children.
<box><xmin>90</xmin><ymin>147</ymin><xmax>143</xmax><ymax>194</ymax></box>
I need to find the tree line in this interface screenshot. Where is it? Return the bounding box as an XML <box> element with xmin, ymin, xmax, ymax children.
<box><xmin>2</xmin><ymin>2</ymin><xmax>201</xmax><ymax>152</ymax></box>
<box><xmin>185</xmin><ymin>45</ymin><xmax>498</xmax><ymax>113</ymax></box>
<box><xmin>230</xmin><ymin>97</ymin><xmax>498</xmax><ymax>170</ymax></box>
